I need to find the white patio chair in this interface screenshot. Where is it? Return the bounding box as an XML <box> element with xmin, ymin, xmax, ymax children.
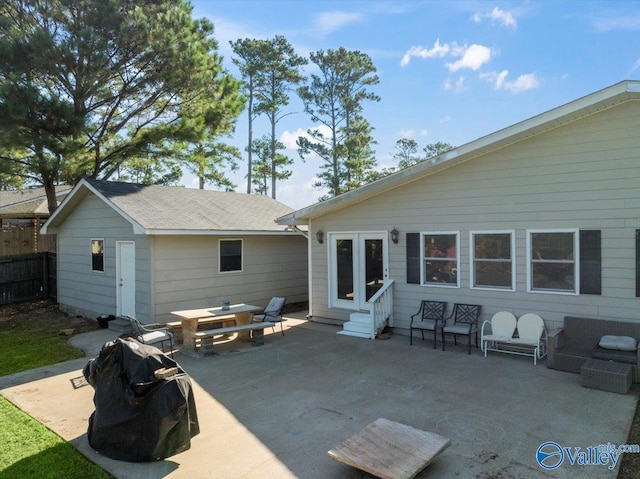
<box><xmin>481</xmin><ymin>311</ymin><xmax>517</xmax><ymax>357</ymax></box>
<box><xmin>125</xmin><ymin>315</ymin><xmax>175</xmax><ymax>358</ymax></box>
<box><xmin>511</xmin><ymin>313</ymin><xmax>548</xmax><ymax>365</ymax></box>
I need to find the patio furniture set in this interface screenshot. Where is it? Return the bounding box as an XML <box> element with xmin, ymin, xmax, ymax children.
<box><xmin>409</xmin><ymin>301</ymin><xmax>638</xmax><ymax>394</ymax></box>
<box><xmin>124</xmin><ymin>297</ymin><xmax>287</xmax><ymax>357</ymax></box>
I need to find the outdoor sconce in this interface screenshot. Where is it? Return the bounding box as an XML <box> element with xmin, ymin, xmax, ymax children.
<box><xmin>316</xmin><ymin>229</ymin><xmax>324</xmax><ymax>244</ymax></box>
<box><xmin>390</xmin><ymin>228</ymin><xmax>399</xmax><ymax>244</ymax></box>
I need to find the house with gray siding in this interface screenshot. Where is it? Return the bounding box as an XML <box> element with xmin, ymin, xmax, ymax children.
<box><xmin>42</xmin><ymin>178</ymin><xmax>308</xmax><ymax>324</ymax></box>
<box><xmin>278</xmin><ymin>80</ymin><xmax>640</xmax><ymax>340</ymax></box>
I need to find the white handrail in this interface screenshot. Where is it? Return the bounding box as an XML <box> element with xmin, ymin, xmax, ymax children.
<box><xmin>367</xmin><ymin>279</ymin><xmax>394</xmax><ymax>338</ymax></box>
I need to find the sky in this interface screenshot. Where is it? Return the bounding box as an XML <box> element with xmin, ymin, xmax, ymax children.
<box><xmin>186</xmin><ymin>0</ymin><xmax>640</xmax><ymax>210</ymax></box>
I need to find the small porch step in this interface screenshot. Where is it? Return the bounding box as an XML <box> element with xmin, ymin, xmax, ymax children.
<box><xmin>338</xmin><ymin>312</ymin><xmax>375</xmax><ymax>339</ymax></box>
<box><xmin>108</xmin><ymin>317</ymin><xmax>132</xmax><ymax>333</ymax></box>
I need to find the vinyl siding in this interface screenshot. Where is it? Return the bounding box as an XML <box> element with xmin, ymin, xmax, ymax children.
<box><xmin>310</xmin><ymin>100</ymin><xmax>640</xmax><ymax>332</ymax></box>
<box><xmin>56</xmin><ymin>194</ymin><xmax>152</xmax><ymax>321</ymax></box>
<box><xmin>152</xmin><ymin>234</ymin><xmax>308</xmax><ymax>322</ymax></box>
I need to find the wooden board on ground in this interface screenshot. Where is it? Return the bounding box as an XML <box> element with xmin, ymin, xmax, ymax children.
<box><xmin>327</xmin><ymin>418</ymin><xmax>450</xmax><ymax>479</ymax></box>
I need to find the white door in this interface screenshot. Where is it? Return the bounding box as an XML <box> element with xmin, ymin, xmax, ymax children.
<box><xmin>329</xmin><ymin>232</ymin><xmax>389</xmax><ymax>311</ymax></box>
<box><xmin>116</xmin><ymin>241</ymin><xmax>136</xmax><ymax>317</ymax></box>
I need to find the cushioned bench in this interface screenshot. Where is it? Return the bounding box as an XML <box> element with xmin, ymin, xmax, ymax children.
<box><xmin>547</xmin><ymin>316</ymin><xmax>640</xmax><ymax>382</ymax></box>
<box><xmin>194</xmin><ymin>322</ymin><xmax>275</xmax><ymax>355</ymax></box>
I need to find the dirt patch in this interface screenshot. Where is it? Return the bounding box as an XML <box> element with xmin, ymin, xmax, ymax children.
<box><xmin>0</xmin><ymin>299</ymin><xmax>98</xmax><ymax>335</ymax></box>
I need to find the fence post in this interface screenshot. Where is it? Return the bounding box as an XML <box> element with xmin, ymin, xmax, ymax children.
<box><xmin>43</xmin><ymin>252</ymin><xmax>49</xmax><ymax>298</ymax></box>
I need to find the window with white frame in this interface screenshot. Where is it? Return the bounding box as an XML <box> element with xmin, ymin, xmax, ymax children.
<box><xmin>527</xmin><ymin>229</ymin><xmax>578</xmax><ymax>293</ymax></box>
<box><xmin>91</xmin><ymin>239</ymin><xmax>104</xmax><ymax>272</ymax></box>
<box><xmin>421</xmin><ymin>232</ymin><xmax>459</xmax><ymax>287</ymax></box>
<box><xmin>219</xmin><ymin>239</ymin><xmax>242</xmax><ymax>273</ymax></box>
<box><xmin>470</xmin><ymin>231</ymin><xmax>515</xmax><ymax>290</ymax></box>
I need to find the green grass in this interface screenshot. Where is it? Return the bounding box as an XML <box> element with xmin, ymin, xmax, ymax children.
<box><xmin>0</xmin><ymin>396</ymin><xmax>112</xmax><ymax>479</ymax></box>
<box><xmin>0</xmin><ymin>330</ymin><xmax>84</xmax><ymax>376</ymax></box>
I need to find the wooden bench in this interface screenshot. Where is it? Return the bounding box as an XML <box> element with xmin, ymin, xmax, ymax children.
<box><xmin>194</xmin><ymin>322</ymin><xmax>275</xmax><ymax>355</ymax></box>
<box><xmin>167</xmin><ymin>315</ymin><xmax>236</xmax><ymax>344</ymax></box>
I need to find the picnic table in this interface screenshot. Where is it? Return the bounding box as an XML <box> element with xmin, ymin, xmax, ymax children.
<box><xmin>170</xmin><ymin>304</ymin><xmax>262</xmax><ymax>353</ymax></box>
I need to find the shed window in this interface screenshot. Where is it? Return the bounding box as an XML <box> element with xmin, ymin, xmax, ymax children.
<box><xmin>421</xmin><ymin>232</ymin><xmax>459</xmax><ymax>287</ymax></box>
<box><xmin>219</xmin><ymin>239</ymin><xmax>242</xmax><ymax>273</ymax></box>
<box><xmin>527</xmin><ymin>229</ymin><xmax>578</xmax><ymax>293</ymax></box>
<box><xmin>471</xmin><ymin>231</ymin><xmax>515</xmax><ymax>291</ymax></box>
<box><xmin>91</xmin><ymin>239</ymin><xmax>104</xmax><ymax>272</ymax></box>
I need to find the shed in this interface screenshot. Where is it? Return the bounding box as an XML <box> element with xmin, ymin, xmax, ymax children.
<box><xmin>42</xmin><ymin>178</ymin><xmax>308</xmax><ymax>323</ymax></box>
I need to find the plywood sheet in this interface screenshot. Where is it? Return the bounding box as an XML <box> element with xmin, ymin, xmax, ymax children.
<box><xmin>328</xmin><ymin>418</ymin><xmax>450</xmax><ymax>479</ymax></box>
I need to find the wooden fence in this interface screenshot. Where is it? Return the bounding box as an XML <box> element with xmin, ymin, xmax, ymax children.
<box><xmin>0</xmin><ymin>226</ymin><xmax>56</xmax><ymax>256</ymax></box>
<box><xmin>0</xmin><ymin>253</ymin><xmax>57</xmax><ymax>304</ymax></box>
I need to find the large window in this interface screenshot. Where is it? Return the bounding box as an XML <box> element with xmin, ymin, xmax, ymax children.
<box><xmin>471</xmin><ymin>231</ymin><xmax>515</xmax><ymax>291</ymax></box>
<box><xmin>527</xmin><ymin>229</ymin><xmax>578</xmax><ymax>294</ymax></box>
<box><xmin>421</xmin><ymin>232</ymin><xmax>459</xmax><ymax>287</ymax></box>
<box><xmin>91</xmin><ymin>239</ymin><xmax>104</xmax><ymax>272</ymax></box>
<box><xmin>219</xmin><ymin>239</ymin><xmax>242</xmax><ymax>273</ymax></box>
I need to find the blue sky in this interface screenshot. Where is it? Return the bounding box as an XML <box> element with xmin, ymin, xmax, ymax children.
<box><xmin>188</xmin><ymin>0</ymin><xmax>640</xmax><ymax>209</ymax></box>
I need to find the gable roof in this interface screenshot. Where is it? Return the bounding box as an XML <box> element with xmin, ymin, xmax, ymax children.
<box><xmin>278</xmin><ymin>80</ymin><xmax>640</xmax><ymax>226</ymax></box>
<box><xmin>0</xmin><ymin>186</ymin><xmax>72</xmax><ymax>217</ymax></box>
<box><xmin>42</xmin><ymin>178</ymin><xmax>296</xmax><ymax>235</ymax></box>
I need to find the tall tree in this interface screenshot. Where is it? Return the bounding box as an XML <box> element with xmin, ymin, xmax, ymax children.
<box><xmin>0</xmin><ymin>0</ymin><xmax>244</xmax><ymax>212</ymax></box>
<box><xmin>231</xmin><ymin>36</ymin><xmax>306</xmax><ymax>198</ymax></box>
<box><xmin>230</xmin><ymin>38</ymin><xmax>264</xmax><ymax>194</ymax></box>
<box><xmin>423</xmin><ymin>141</ymin><xmax>454</xmax><ymax>161</ymax></box>
<box><xmin>250</xmin><ymin>136</ymin><xmax>292</xmax><ymax>196</ymax></box>
<box><xmin>393</xmin><ymin>138</ymin><xmax>420</xmax><ymax>169</ymax></box>
<box><xmin>297</xmin><ymin>48</ymin><xmax>380</xmax><ymax>198</ymax></box>
<box><xmin>181</xmin><ymin>142</ymin><xmax>240</xmax><ymax>190</ymax></box>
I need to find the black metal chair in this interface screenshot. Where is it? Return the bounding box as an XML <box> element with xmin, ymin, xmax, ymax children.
<box><xmin>409</xmin><ymin>300</ymin><xmax>447</xmax><ymax>348</ymax></box>
<box><xmin>441</xmin><ymin>304</ymin><xmax>482</xmax><ymax>354</ymax></box>
<box><xmin>254</xmin><ymin>297</ymin><xmax>287</xmax><ymax>335</ymax></box>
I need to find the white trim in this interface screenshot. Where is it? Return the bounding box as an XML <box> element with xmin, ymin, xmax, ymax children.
<box><xmin>526</xmin><ymin>228</ymin><xmax>579</xmax><ymax>295</ymax></box>
<box><xmin>469</xmin><ymin>230</ymin><xmax>516</xmax><ymax>292</ymax></box>
<box><xmin>139</xmin><ymin>229</ymin><xmax>297</xmax><ymax>236</ymax></box>
<box><xmin>420</xmin><ymin>231</ymin><xmax>460</xmax><ymax>288</ymax></box>
<box><xmin>218</xmin><ymin>238</ymin><xmax>243</xmax><ymax>274</ymax></box>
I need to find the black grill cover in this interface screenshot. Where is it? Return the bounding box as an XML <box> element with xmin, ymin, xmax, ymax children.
<box><xmin>83</xmin><ymin>337</ymin><xmax>199</xmax><ymax>462</ymax></box>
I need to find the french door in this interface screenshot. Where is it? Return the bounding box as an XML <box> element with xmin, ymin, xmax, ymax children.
<box><xmin>329</xmin><ymin>232</ymin><xmax>389</xmax><ymax>311</ymax></box>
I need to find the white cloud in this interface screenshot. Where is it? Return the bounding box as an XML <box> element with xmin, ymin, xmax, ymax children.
<box><xmin>280</xmin><ymin>125</ymin><xmax>333</xmax><ymax>151</ymax></box>
<box><xmin>629</xmin><ymin>58</ymin><xmax>640</xmax><ymax>76</ymax></box>
<box><xmin>472</xmin><ymin>7</ymin><xmax>517</xmax><ymax>29</ymax></box>
<box><xmin>420</xmin><ymin>129</ymin><xmax>428</xmax><ymax>136</ymax></box>
<box><xmin>444</xmin><ymin>75</ymin><xmax>466</xmax><ymax>92</ymax></box>
<box><xmin>481</xmin><ymin>70</ymin><xmax>540</xmax><ymax>92</ymax></box>
<box><xmin>445</xmin><ymin>44</ymin><xmax>492</xmax><ymax>72</ymax></box>
<box><xmin>314</xmin><ymin>11</ymin><xmax>363</xmax><ymax>34</ymax></box>
<box><xmin>592</xmin><ymin>14</ymin><xmax>640</xmax><ymax>33</ymax></box>
<box><xmin>400</xmin><ymin>39</ymin><xmax>451</xmax><ymax>67</ymax></box>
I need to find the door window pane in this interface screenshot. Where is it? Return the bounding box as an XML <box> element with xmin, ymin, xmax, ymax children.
<box><xmin>336</xmin><ymin>239</ymin><xmax>354</xmax><ymax>301</ymax></box>
<box><xmin>364</xmin><ymin>239</ymin><xmax>383</xmax><ymax>300</ymax></box>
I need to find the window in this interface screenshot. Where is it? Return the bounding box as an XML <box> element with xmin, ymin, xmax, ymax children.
<box><xmin>91</xmin><ymin>239</ymin><xmax>104</xmax><ymax>272</ymax></box>
<box><xmin>421</xmin><ymin>232</ymin><xmax>459</xmax><ymax>287</ymax></box>
<box><xmin>471</xmin><ymin>231</ymin><xmax>515</xmax><ymax>291</ymax></box>
<box><xmin>527</xmin><ymin>229</ymin><xmax>578</xmax><ymax>294</ymax></box>
<box><xmin>219</xmin><ymin>239</ymin><xmax>242</xmax><ymax>273</ymax></box>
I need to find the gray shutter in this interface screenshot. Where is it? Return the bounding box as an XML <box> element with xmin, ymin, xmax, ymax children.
<box><xmin>580</xmin><ymin>230</ymin><xmax>601</xmax><ymax>295</ymax></box>
<box><xmin>406</xmin><ymin>233</ymin><xmax>420</xmax><ymax>284</ymax></box>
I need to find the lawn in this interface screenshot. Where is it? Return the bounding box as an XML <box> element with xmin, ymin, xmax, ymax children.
<box><xmin>0</xmin><ymin>300</ymin><xmax>112</xmax><ymax>478</ymax></box>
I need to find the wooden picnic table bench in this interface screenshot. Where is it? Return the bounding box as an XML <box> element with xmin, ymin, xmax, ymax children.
<box><xmin>167</xmin><ymin>315</ymin><xmax>236</xmax><ymax>344</ymax></box>
<box><xmin>194</xmin><ymin>322</ymin><xmax>275</xmax><ymax>355</ymax></box>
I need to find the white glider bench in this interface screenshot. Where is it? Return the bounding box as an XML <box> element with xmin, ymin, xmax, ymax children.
<box><xmin>194</xmin><ymin>322</ymin><xmax>275</xmax><ymax>355</ymax></box>
<box><xmin>481</xmin><ymin>312</ymin><xmax>548</xmax><ymax>365</ymax></box>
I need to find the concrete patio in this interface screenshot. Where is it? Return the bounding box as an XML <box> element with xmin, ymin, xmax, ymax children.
<box><xmin>0</xmin><ymin>312</ymin><xmax>637</xmax><ymax>479</ymax></box>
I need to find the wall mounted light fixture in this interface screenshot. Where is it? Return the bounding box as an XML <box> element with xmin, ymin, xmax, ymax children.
<box><xmin>316</xmin><ymin>229</ymin><xmax>324</xmax><ymax>244</ymax></box>
<box><xmin>390</xmin><ymin>228</ymin><xmax>399</xmax><ymax>244</ymax></box>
